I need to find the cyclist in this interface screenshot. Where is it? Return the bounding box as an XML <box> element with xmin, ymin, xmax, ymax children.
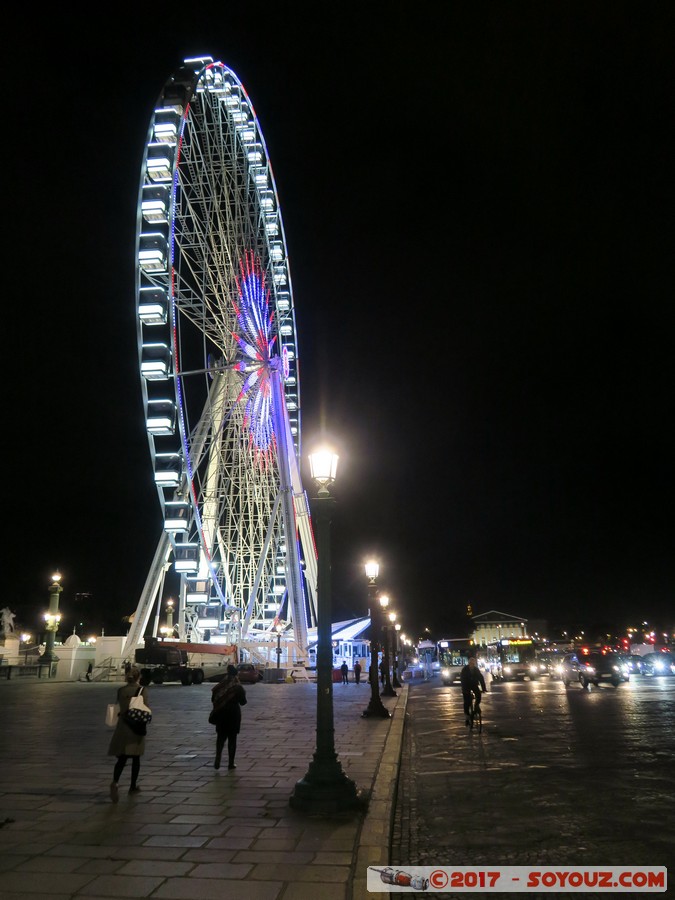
<box><xmin>460</xmin><ymin>655</ymin><xmax>487</xmax><ymax>726</ymax></box>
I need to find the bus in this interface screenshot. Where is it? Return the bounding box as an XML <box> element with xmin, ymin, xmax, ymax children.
<box><xmin>437</xmin><ymin>637</ymin><xmax>478</xmax><ymax>685</ymax></box>
<box><xmin>485</xmin><ymin>637</ymin><xmax>545</xmax><ymax>681</ymax></box>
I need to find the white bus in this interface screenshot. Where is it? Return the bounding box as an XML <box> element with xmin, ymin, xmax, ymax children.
<box><xmin>437</xmin><ymin>637</ymin><xmax>478</xmax><ymax>685</ymax></box>
<box><xmin>485</xmin><ymin>637</ymin><xmax>544</xmax><ymax>681</ymax></box>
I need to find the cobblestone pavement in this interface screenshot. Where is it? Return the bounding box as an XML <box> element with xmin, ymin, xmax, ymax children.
<box><xmin>391</xmin><ymin>676</ymin><xmax>674</xmax><ymax>899</ymax></box>
<box><xmin>0</xmin><ymin>677</ymin><xmax>405</xmax><ymax>900</ymax></box>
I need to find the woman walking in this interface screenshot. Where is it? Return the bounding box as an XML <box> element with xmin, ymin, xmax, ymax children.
<box><xmin>107</xmin><ymin>665</ymin><xmax>149</xmax><ymax>802</ymax></box>
<box><xmin>210</xmin><ymin>664</ymin><xmax>247</xmax><ymax>770</ymax></box>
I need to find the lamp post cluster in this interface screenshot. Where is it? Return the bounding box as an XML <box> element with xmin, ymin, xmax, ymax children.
<box><xmin>379</xmin><ymin>596</ymin><xmax>397</xmax><ymax>698</ymax></box>
<box><xmin>362</xmin><ymin>562</ymin><xmax>391</xmax><ymax>718</ymax></box>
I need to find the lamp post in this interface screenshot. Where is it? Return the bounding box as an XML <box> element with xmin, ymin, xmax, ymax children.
<box><xmin>42</xmin><ymin>571</ymin><xmax>63</xmax><ymax>674</ymax></box>
<box><xmin>166</xmin><ymin>598</ymin><xmax>174</xmax><ymax>631</ymax></box>
<box><xmin>379</xmin><ymin>596</ymin><xmax>397</xmax><ymax>697</ymax></box>
<box><xmin>290</xmin><ymin>449</ymin><xmax>361</xmax><ymax>813</ymax></box>
<box><xmin>391</xmin><ymin>616</ymin><xmax>402</xmax><ymax>688</ymax></box>
<box><xmin>275</xmin><ymin>621</ymin><xmax>283</xmax><ymax>669</ymax></box>
<box><xmin>21</xmin><ymin>633</ymin><xmax>32</xmax><ymax>665</ymax></box>
<box><xmin>362</xmin><ymin>562</ymin><xmax>391</xmax><ymax>718</ymax></box>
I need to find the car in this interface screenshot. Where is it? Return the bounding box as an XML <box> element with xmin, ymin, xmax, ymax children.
<box><xmin>640</xmin><ymin>652</ymin><xmax>675</xmax><ymax>676</ymax></box>
<box><xmin>618</xmin><ymin>653</ymin><xmax>650</xmax><ymax>676</ymax></box>
<box><xmin>536</xmin><ymin>652</ymin><xmax>563</xmax><ymax>678</ymax></box>
<box><xmin>577</xmin><ymin>650</ymin><xmax>630</xmax><ymax>688</ymax></box>
<box><xmin>559</xmin><ymin>650</ymin><xmax>630</xmax><ymax>688</ymax></box>
<box><xmin>558</xmin><ymin>652</ymin><xmax>582</xmax><ymax>686</ymax></box>
<box><xmin>236</xmin><ymin>663</ymin><xmax>264</xmax><ymax>684</ymax></box>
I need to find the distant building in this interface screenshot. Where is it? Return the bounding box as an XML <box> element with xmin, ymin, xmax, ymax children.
<box><xmin>471</xmin><ymin>610</ymin><xmax>528</xmax><ymax>646</ymax></box>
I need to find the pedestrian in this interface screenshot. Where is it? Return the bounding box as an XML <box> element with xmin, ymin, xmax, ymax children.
<box><xmin>340</xmin><ymin>661</ymin><xmax>349</xmax><ymax>684</ymax></box>
<box><xmin>86</xmin><ymin>662</ymin><xmax>93</xmax><ymax>682</ymax></box>
<box><xmin>107</xmin><ymin>665</ymin><xmax>149</xmax><ymax>802</ymax></box>
<box><xmin>210</xmin><ymin>664</ymin><xmax>247</xmax><ymax>770</ymax></box>
<box><xmin>380</xmin><ymin>658</ymin><xmax>387</xmax><ymax>685</ymax></box>
<box><xmin>354</xmin><ymin>660</ymin><xmax>362</xmax><ymax>684</ymax></box>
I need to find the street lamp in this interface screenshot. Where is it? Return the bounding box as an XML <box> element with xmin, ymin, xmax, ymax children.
<box><xmin>275</xmin><ymin>621</ymin><xmax>284</xmax><ymax>669</ymax></box>
<box><xmin>391</xmin><ymin>616</ymin><xmax>402</xmax><ymax>688</ymax></box>
<box><xmin>21</xmin><ymin>633</ymin><xmax>32</xmax><ymax>665</ymax></box>
<box><xmin>362</xmin><ymin>562</ymin><xmax>390</xmax><ymax>718</ymax></box>
<box><xmin>290</xmin><ymin>449</ymin><xmax>361</xmax><ymax>813</ymax></box>
<box><xmin>379</xmin><ymin>596</ymin><xmax>397</xmax><ymax>697</ymax></box>
<box><xmin>42</xmin><ymin>570</ymin><xmax>63</xmax><ymax>674</ymax></box>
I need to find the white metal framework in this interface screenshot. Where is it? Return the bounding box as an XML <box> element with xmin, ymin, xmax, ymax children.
<box><xmin>124</xmin><ymin>56</ymin><xmax>317</xmax><ymax>659</ymax></box>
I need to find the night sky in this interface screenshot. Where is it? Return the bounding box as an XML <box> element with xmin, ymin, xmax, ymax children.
<box><xmin>7</xmin><ymin>4</ymin><xmax>674</xmax><ymax>643</ymax></box>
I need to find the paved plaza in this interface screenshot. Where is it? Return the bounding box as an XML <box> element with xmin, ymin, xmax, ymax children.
<box><xmin>0</xmin><ymin>676</ymin><xmax>407</xmax><ymax>900</ymax></box>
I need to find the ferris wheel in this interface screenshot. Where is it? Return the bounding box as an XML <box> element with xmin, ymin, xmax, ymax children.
<box><xmin>123</xmin><ymin>56</ymin><xmax>317</xmax><ymax>660</ymax></box>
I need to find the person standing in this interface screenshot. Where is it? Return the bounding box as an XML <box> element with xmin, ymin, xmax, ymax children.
<box><xmin>460</xmin><ymin>656</ymin><xmax>487</xmax><ymax>726</ymax></box>
<box><xmin>353</xmin><ymin>660</ymin><xmax>362</xmax><ymax>684</ymax></box>
<box><xmin>210</xmin><ymin>664</ymin><xmax>247</xmax><ymax>770</ymax></box>
<box><xmin>340</xmin><ymin>661</ymin><xmax>349</xmax><ymax>684</ymax></box>
<box><xmin>107</xmin><ymin>666</ymin><xmax>149</xmax><ymax>802</ymax></box>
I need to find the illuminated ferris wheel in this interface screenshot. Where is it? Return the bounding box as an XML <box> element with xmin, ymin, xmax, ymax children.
<box><xmin>123</xmin><ymin>56</ymin><xmax>317</xmax><ymax>659</ymax></box>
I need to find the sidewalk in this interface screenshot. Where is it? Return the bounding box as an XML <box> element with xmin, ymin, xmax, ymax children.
<box><xmin>0</xmin><ymin>676</ymin><xmax>407</xmax><ymax>900</ymax></box>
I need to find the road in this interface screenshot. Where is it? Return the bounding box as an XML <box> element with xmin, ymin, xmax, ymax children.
<box><xmin>391</xmin><ymin>673</ymin><xmax>674</xmax><ymax>894</ymax></box>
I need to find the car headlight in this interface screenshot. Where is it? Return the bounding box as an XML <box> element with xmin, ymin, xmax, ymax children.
<box><xmin>441</xmin><ymin>668</ymin><xmax>450</xmax><ymax>678</ymax></box>
<box><xmin>584</xmin><ymin>666</ymin><xmax>596</xmax><ymax>674</ymax></box>
<box><xmin>504</xmin><ymin>666</ymin><xmax>512</xmax><ymax>674</ymax></box>
<box><xmin>654</xmin><ymin>661</ymin><xmax>665</xmax><ymax>671</ymax></box>
<box><xmin>555</xmin><ymin>664</ymin><xmax>563</xmax><ymax>674</ymax></box>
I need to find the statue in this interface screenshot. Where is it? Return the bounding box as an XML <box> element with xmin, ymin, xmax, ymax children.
<box><xmin>0</xmin><ymin>607</ymin><xmax>16</xmax><ymax>635</ymax></box>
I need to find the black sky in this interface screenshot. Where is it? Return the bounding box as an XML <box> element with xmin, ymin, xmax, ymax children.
<box><xmin>7</xmin><ymin>3</ymin><xmax>674</xmax><ymax>642</ymax></box>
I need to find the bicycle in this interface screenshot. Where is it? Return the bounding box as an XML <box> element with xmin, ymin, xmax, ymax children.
<box><xmin>468</xmin><ymin>691</ymin><xmax>483</xmax><ymax>734</ymax></box>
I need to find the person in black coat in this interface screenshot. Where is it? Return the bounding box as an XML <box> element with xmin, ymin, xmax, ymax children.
<box><xmin>460</xmin><ymin>656</ymin><xmax>487</xmax><ymax>725</ymax></box>
<box><xmin>210</xmin><ymin>664</ymin><xmax>247</xmax><ymax>769</ymax></box>
<box><xmin>340</xmin><ymin>661</ymin><xmax>349</xmax><ymax>684</ymax></box>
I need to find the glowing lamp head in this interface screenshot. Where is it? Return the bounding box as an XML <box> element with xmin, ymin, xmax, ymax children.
<box><xmin>308</xmin><ymin>449</ymin><xmax>339</xmax><ymax>494</ymax></box>
<box><xmin>379</xmin><ymin>595</ymin><xmax>390</xmax><ymax>610</ymax></box>
<box><xmin>365</xmin><ymin>560</ymin><xmax>379</xmax><ymax>581</ymax></box>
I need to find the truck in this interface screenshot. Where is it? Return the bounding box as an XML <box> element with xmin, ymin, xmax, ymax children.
<box><xmin>135</xmin><ymin>638</ymin><xmax>205</xmax><ymax>685</ymax></box>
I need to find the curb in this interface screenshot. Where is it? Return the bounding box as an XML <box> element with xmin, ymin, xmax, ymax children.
<box><xmin>351</xmin><ymin>684</ymin><xmax>409</xmax><ymax>900</ymax></box>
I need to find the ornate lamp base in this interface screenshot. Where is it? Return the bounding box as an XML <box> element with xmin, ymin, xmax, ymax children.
<box><xmin>290</xmin><ymin>756</ymin><xmax>364</xmax><ymax>814</ymax></box>
<box><xmin>362</xmin><ymin>699</ymin><xmax>391</xmax><ymax>718</ymax></box>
